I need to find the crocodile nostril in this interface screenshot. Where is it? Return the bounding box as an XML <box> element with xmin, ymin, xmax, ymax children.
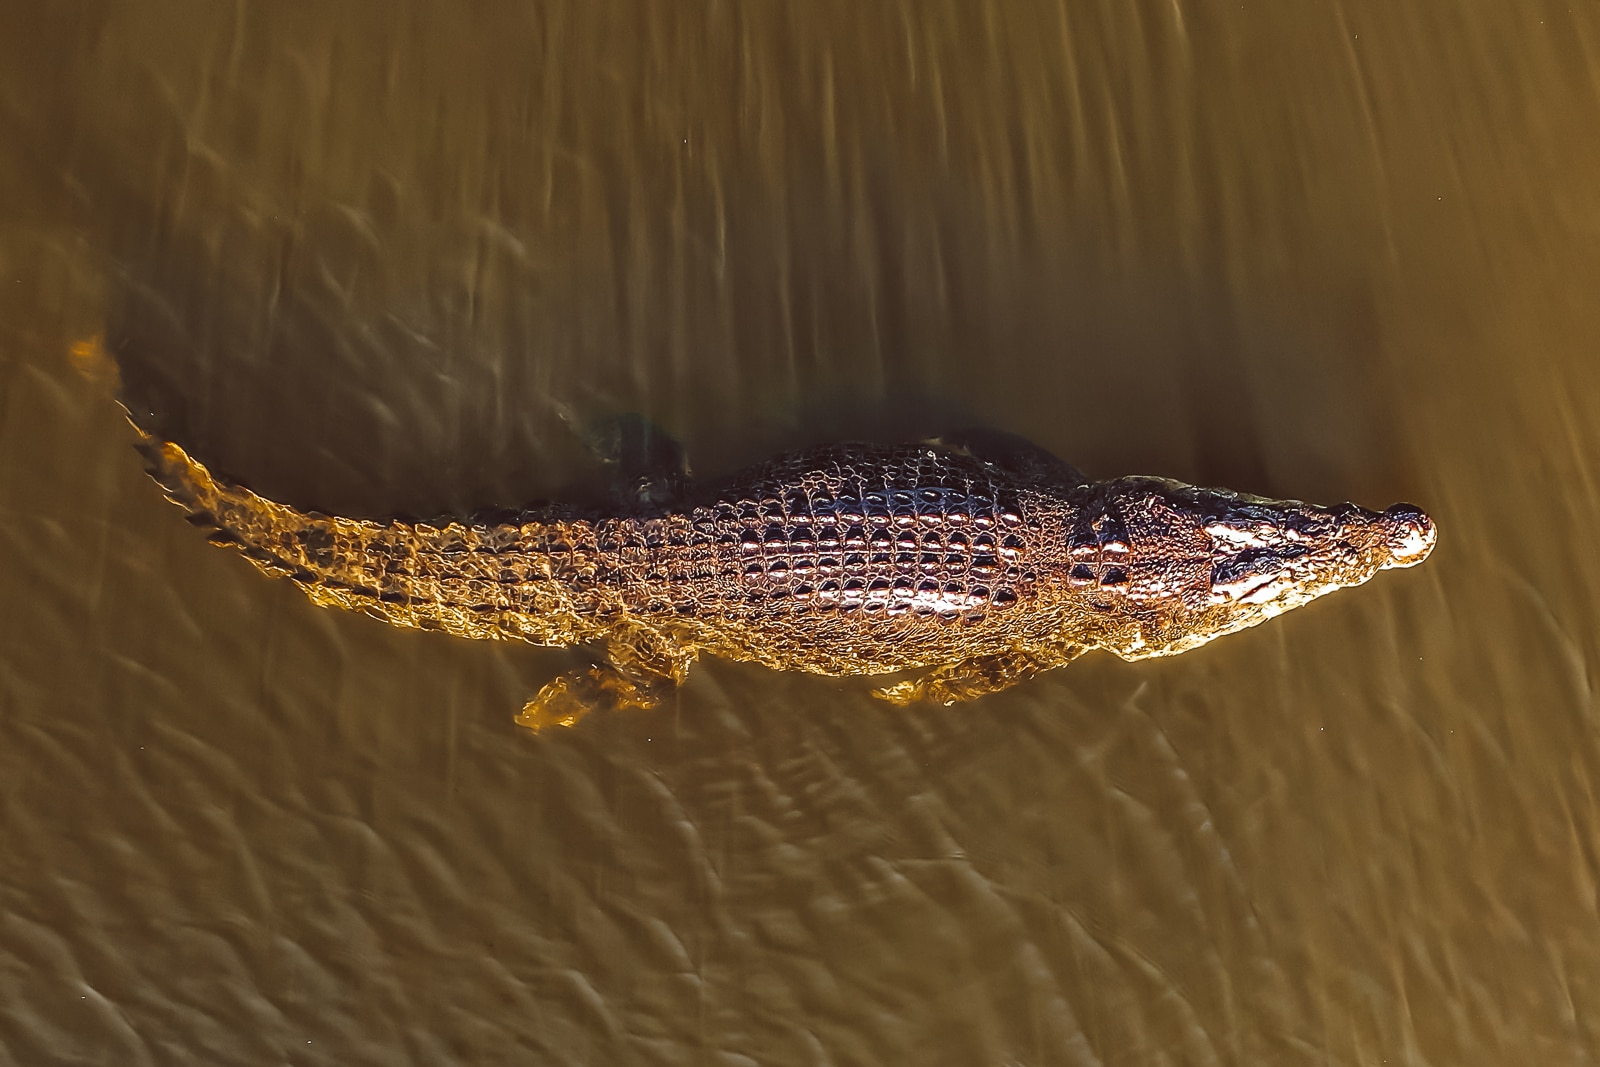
<box><xmin>1381</xmin><ymin>504</ymin><xmax>1436</xmax><ymax>566</ymax></box>
<box><xmin>1100</xmin><ymin>567</ymin><xmax>1128</xmax><ymax>586</ymax></box>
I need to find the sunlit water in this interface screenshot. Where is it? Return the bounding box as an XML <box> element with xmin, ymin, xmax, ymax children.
<box><xmin>2</xmin><ymin>4</ymin><xmax>1598</xmax><ymax>1064</ymax></box>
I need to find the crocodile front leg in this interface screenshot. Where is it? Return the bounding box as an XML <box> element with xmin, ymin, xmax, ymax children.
<box><xmin>873</xmin><ymin>646</ymin><xmax>1085</xmax><ymax>707</ymax></box>
<box><xmin>515</xmin><ymin>623</ymin><xmax>697</xmax><ymax>731</ymax></box>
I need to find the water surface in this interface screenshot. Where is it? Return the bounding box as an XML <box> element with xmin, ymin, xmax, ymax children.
<box><xmin>1</xmin><ymin>3</ymin><xmax>1597</xmax><ymax>1064</ymax></box>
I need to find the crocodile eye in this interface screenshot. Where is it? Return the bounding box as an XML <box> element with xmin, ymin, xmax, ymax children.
<box><xmin>1068</xmin><ymin>564</ymin><xmax>1094</xmax><ymax>585</ymax></box>
<box><xmin>1100</xmin><ymin>567</ymin><xmax>1128</xmax><ymax>586</ymax></box>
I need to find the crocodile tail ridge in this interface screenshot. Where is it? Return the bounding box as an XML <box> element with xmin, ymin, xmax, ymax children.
<box><xmin>127</xmin><ymin>420</ymin><xmax>363</xmax><ymax>588</ymax></box>
<box><xmin>125</xmin><ymin>421</ymin><xmax>465</xmax><ymax>629</ymax></box>
<box><xmin>124</xmin><ymin>413</ymin><xmax>609</xmax><ymax>643</ymax></box>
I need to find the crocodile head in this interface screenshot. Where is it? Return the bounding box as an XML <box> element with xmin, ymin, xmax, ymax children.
<box><xmin>1070</xmin><ymin>478</ymin><xmax>1436</xmax><ymax>657</ymax></box>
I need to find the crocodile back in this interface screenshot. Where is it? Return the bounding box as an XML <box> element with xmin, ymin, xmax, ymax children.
<box><xmin>639</xmin><ymin>443</ymin><xmax>1076</xmax><ymax>674</ymax></box>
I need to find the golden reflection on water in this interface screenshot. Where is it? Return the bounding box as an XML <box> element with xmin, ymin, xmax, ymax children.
<box><xmin>1</xmin><ymin>2</ymin><xmax>1598</xmax><ymax>1063</ymax></box>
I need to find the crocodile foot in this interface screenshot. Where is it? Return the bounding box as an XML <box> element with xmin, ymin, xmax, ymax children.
<box><xmin>515</xmin><ymin>624</ymin><xmax>697</xmax><ymax>732</ymax></box>
<box><xmin>515</xmin><ymin>663</ymin><xmax>672</xmax><ymax>731</ymax></box>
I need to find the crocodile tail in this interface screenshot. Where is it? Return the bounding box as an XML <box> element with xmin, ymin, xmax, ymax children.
<box><xmin>69</xmin><ymin>333</ymin><xmax>344</xmax><ymax>599</ymax></box>
<box><xmin>130</xmin><ymin>421</ymin><xmax>387</xmax><ymax>597</ymax></box>
<box><xmin>128</xmin><ymin>419</ymin><xmax>610</xmax><ymax>643</ymax></box>
<box><xmin>130</xmin><ymin>424</ymin><xmax>481</xmax><ymax>632</ymax></box>
<box><xmin>82</xmin><ymin>335</ymin><xmax>607</xmax><ymax>643</ymax></box>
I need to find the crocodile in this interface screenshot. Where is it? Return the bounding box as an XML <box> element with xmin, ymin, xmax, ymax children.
<box><xmin>123</xmin><ymin>396</ymin><xmax>1436</xmax><ymax>731</ymax></box>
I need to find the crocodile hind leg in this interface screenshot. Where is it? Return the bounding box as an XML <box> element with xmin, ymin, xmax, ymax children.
<box><xmin>873</xmin><ymin>647</ymin><xmax>1084</xmax><ymax>707</ymax></box>
<box><xmin>582</xmin><ymin>414</ymin><xmax>692</xmax><ymax>511</ymax></box>
<box><xmin>515</xmin><ymin>624</ymin><xmax>697</xmax><ymax>732</ymax></box>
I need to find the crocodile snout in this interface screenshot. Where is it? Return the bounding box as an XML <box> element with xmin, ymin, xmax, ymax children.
<box><xmin>1380</xmin><ymin>504</ymin><xmax>1436</xmax><ymax>567</ymax></box>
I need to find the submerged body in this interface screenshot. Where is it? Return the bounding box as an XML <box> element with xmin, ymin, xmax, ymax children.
<box><xmin>135</xmin><ymin>424</ymin><xmax>1435</xmax><ymax>729</ymax></box>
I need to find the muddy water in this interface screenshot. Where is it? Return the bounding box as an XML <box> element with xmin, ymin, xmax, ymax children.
<box><xmin>2</xmin><ymin>3</ymin><xmax>1598</xmax><ymax>1064</ymax></box>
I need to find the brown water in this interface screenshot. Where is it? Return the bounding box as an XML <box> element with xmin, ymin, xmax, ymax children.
<box><xmin>2</xmin><ymin>3</ymin><xmax>1598</xmax><ymax>1064</ymax></box>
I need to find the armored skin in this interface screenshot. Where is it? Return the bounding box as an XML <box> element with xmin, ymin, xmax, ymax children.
<box><xmin>131</xmin><ymin>421</ymin><xmax>1435</xmax><ymax>731</ymax></box>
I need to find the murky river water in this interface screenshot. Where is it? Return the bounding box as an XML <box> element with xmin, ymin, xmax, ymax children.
<box><xmin>3</xmin><ymin>3</ymin><xmax>1599</xmax><ymax>1064</ymax></box>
